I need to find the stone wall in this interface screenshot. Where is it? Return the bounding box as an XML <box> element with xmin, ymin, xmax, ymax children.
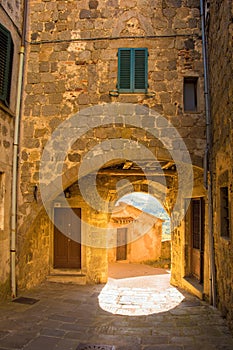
<box><xmin>207</xmin><ymin>0</ymin><xmax>233</xmax><ymax>331</ymax></box>
<box><xmin>161</xmin><ymin>239</ymin><xmax>171</xmax><ymax>260</ymax></box>
<box><xmin>0</xmin><ymin>108</ymin><xmax>14</xmax><ymax>298</ymax></box>
<box><xmin>0</xmin><ymin>0</ymin><xmax>22</xmax><ymax>29</ymax></box>
<box><xmin>18</xmin><ymin>0</ymin><xmax>207</xmax><ymax>291</ymax></box>
<box><xmin>0</xmin><ymin>2</ymin><xmax>23</xmax><ymax>298</ymax></box>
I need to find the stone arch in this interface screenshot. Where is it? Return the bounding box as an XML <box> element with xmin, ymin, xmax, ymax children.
<box><xmin>38</xmin><ymin>102</ymin><xmax>198</xmax><ymax>229</ymax></box>
<box><xmin>105</xmin><ymin>176</ymin><xmax>171</xmax><ymax>214</ymax></box>
<box><xmin>111</xmin><ymin>10</ymin><xmax>154</xmax><ymax>37</ymax></box>
<box><xmin>17</xmin><ymin>102</ymin><xmax>206</xmax><ymax>288</ymax></box>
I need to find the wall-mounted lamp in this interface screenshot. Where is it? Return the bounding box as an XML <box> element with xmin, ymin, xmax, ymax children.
<box><xmin>64</xmin><ymin>189</ymin><xmax>71</xmax><ymax>198</ymax></box>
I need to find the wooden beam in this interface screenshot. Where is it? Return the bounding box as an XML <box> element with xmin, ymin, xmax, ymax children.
<box><xmin>98</xmin><ymin>169</ymin><xmax>176</xmax><ymax>177</ymax></box>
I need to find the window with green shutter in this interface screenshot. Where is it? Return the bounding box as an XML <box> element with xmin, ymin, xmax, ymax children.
<box><xmin>117</xmin><ymin>48</ymin><xmax>148</xmax><ymax>93</ymax></box>
<box><xmin>0</xmin><ymin>23</ymin><xmax>14</xmax><ymax>107</ymax></box>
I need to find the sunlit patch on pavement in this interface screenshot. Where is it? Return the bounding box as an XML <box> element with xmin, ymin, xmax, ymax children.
<box><xmin>98</xmin><ymin>274</ymin><xmax>185</xmax><ymax>316</ymax></box>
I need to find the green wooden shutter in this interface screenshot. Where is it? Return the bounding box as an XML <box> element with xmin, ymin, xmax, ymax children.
<box><xmin>0</xmin><ymin>23</ymin><xmax>13</xmax><ymax>106</ymax></box>
<box><xmin>134</xmin><ymin>49</ymin><xmax>148</xmax><ymax>92</ymax></box>
<box><xmin>118</xmin><ymin>48</ymin><xmax>148</xmax><ymax>93</ymax></box>
<box><xmin>118</xmin><ymin>49</ymin><xmax>132</xmax><ymax>91</ymax></box>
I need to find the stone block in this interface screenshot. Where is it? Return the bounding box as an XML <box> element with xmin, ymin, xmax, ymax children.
<box><xmin>163</xmin><ymin>8</ymin><xmax>176</xmax><ymax>18</ymax></box>
<box><xmin>78</xmin><ymin>50</ymin><xmax>91</xmax><ymax>60</ymax></box>
<box><xmin>159</xmin><ymin>92</ymin><xmax>172</xmax><ymax>103</ymax></box>
<box><xmin>39</xmin><ymin>62</ymin><xmax>50</xmax><ymax>73</ymax></box>
<box><xmin>89</xmin><ymin>0</ymin><xmax>99</xmax><ymax>9</ymax></box>
<box><xmin>27</xmin><ymin>73</ymin><xmax>41</xmax><ymax>84</ymax></box>
<box><xmin>79</xmin><ymin>9</ymin><xmax>91</xmax><ymax>19</ymax></box>
<box><xmin>174</xmin><ymin>18</ymin><xmax>187</xmax><ymax>29</ymax></box>
<box><xmin>34</xmin><ymin>128</ymin><xmax>48</xmax><ymax>138</ymax></box>
<box><xmin>187</xmin><ymin>0</ymin><xmax>199</xmax><ymax>7</ymax></box>
<box><xmin>3</xmin><ymin>140</ymin><xmax>10</xmax><ymax>149</ymax></box>
<box><xmin>42</xmin><ymin>105</ymin><xmax>60</xmax><ymax>117</ymax></box>
<box><xmin>44</xmin><ymin>83</ymin><xmax>57</xmax><ymax>94</ymax></box>
<box><xmin>23</xmin><ymin>138</ymin><xmax>40</xmax><ymax>149</ymax></box>
<box><xmin>165</xmin><ymin>0</ymin><xmax>182</xmax><ymax>7</ymax></box>
<box><xmin>78</xmin><ymin>94</ymin><xmax>90</xmax><ymax>105</ymax></box>
<box><xmin>68</xmin><ymin>153</ymin><xmax>81</xmax><ymax>162</ymax></box>
<box><xmin>49</xmin><ymin>94</ymin><xmax>63</xmax><ymax>104</ymax></box>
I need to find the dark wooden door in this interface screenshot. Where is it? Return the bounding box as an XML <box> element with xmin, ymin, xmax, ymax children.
<box><xmin>117</xmin><ymin>228</ymin><xmax>127</xmax><ymax>261</ymax></box>
<box><xmin>191</xmin><ymin>198</ymin><xmax>204</xmax><ymax>282</ymax></box>
<box><xmin>54</xmin><ymin>208</ymin><xmax>81</xmax><ymax>268</ymax></box>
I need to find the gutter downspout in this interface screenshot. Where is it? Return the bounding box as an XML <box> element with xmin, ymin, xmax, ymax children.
<box><xmin>200</xmin><ymin>0</ymin><xmax>216</xmax><ymax>307</ymax></box>
<box><xmin>11</xmin><ymin>0</ymin><xmax>28</xmax><ymax>298</ymax></box>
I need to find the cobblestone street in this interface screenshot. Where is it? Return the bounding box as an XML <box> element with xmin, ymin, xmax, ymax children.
<box><xmin>0</xmin><ymin>265</ymin><xmax>233</xmax><ymax>350</ymax></box>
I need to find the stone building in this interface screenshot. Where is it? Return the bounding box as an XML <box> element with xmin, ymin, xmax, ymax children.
<box><xmin>1</xmin><ymin>0</ymin><xmax>232</xmax><ymax>335</ymax></box>
<box><xmin>15</xmin><ymin>0</ymin><xmax>209</xmax><ymax>300</ymax></box>
<box><xmin>0</xmin><ymin>0</ymin><xmax>216</xmax><ymax>308</ymax></box>
<box><xmin>0</xmin><ymin>0</ymin><xmax>25</xmax><ymax>298</ymax></box>
<box><xmin>206</xmin><ymin>0</ymin><xmax>233</xmax><ymax>331</ymax></box>
<box><xmin>108</xmin><ymin>202</ymin><xmax>163</xmax><ymax>263</ymax></box>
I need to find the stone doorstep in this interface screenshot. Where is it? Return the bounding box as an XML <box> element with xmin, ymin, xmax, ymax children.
<box><xmin>47</xmin><ymin>269</ymin><xmax>87</xmax><ymax>285</ymax></box>
<box><xmin>182</xmin><ymin>277</ymin><xmax>204</xmax><ymax>300</ymax></box>
<box><xmin>49</xmin><ymin>268</ymin><xmax>84</xmax><ymax>275</ymax></box>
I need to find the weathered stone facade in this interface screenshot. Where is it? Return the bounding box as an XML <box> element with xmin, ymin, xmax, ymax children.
<box><xmin>0</xmin><ymin>0</ymin><xmax>232</xmax><ymax>337</ymax></box>
<box><xmin>0</xmin><ymin>1</ymin><xmax>23</xmax><ymax>298</ymax></box>
<box><xmin>3</xmin><ymin>0</ymin><xmax>208</xmax><ymax>300</ymax></box>
<box><xmin>207</xmin><ymin>0</ymin><xmax>233</xmax><ymax>331</ymax></box>
<box><xmin>16</xmin><ymin>0</ymin><xmax>208</xmax><ymax>292</ymax></box>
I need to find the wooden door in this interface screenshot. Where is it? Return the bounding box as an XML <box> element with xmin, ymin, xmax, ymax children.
<box><xmin>54</xmin><ymin>208</ymin><xmax>81</xmax><ymax>268</ymax></box>
<box><xmin>117</xmin><ymin>228</ymin><xmax>127</xmax><ymax>261</ymax></box>
<box><xmin>191</xmin><ymin>198</ymin><xmax>204</xmax><ymax>282</ymax></box>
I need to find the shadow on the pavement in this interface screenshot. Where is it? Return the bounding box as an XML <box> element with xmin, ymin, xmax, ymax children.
<box><xmin>108</xmin><ymin>263</ymin><xmax>170</xmax><ymax>279</ymax></box>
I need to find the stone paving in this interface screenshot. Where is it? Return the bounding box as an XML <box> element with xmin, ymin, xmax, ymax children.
<box><xmin>0</xmin><ymin>265</ymin><xmax>233</xmax><ymax>350</ymax></box>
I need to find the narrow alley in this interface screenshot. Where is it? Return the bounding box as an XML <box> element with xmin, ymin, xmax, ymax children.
<box><xmin>0</xmin><ymin>264</ymin><xmax>232</xmax><ymax>350</ymax></box>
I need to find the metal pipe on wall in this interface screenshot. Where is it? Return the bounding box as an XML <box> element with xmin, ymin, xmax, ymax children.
<box><xmin>200</xmin><ymin>0</ymin><xmax>216</xmax><ymax>307</ymax></box>
<box><xmin>11</xmin><ymin>0</ymin><xmax>28</xmax><ymax>298</ymax></box>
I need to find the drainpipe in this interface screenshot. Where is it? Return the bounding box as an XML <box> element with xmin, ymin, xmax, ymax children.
<box><xmin>11</xmin><ymin>0</ymin><xmax>28</xmax><ymax>298</ymax></box>
<box><xmin>200</xmin><ymin>0</ymin><xmax>216</xmax><ymax>307</ymax></box>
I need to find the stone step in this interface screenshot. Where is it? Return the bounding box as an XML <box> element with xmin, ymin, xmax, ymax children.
<box><xmin>47</xmin><ymin>271</ymin><xmax>87</xmax><ymax>285</ymax></box>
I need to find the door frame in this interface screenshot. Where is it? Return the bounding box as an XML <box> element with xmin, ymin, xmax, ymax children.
<box><xmin>116</xmin><ymin>227</ymin><xmax>128</xmax><ymax>261</ymax></box>
<box><xmin>184</xmin><ymin>197</ymin><xmax>205</xmax><ymax>284</ymax></box>
<box><xmin>53</xmin><ymin>207</ymin><xmax>81</xmax><ymax>268</ymax></box>
<box><xmin>50</xmin><ymin>204</ymin><xmax>86</xmax><ymax>272</ymax></box>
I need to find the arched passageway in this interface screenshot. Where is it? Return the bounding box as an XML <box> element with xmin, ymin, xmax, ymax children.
<box><xmin>17</xmin><ymin>104</ymin><xmax>207</xmax><ymax>301</ymax></box>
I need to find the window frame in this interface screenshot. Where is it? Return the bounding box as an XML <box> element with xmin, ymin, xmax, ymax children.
<box><xmin>191</xmin><ymin>198</ymin><xmax>203</xmax><ymax>250</ymax></box>
<box><xmin>117</xmin><ymin>48</ymin><xmax>148</xmax><ymax>93</ymax></box>
<box><xmin>220</xmin><ymin>186</ymin><xmax>230</xmax><ymax>239</ymax></box>
<box><xmin>0</xmin><ymin>22</ymin><xmax>14</xmax><ymax>107</ymax></box>
<box><xmin>183</xmin><ymin>77</ymin><xmax>198</xmax><ymax>112</ymax></box>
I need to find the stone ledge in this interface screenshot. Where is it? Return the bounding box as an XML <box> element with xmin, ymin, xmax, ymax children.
<box><xmin>182</xmin><ymin>276</ymin><xmax>203</xmax><ymax>300</ymax></box>
<box><xmin>47</xmin><ymin>269</ymin><xmax>87</xmax><ymax>285</ymax></box>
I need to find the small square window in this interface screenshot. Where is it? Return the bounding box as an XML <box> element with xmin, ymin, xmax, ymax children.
<box><xmin>183</xmin><ymin>77</ymin><xmax>198</xmax><ymax>112</ymax></box>
<box><xmin>220</xmin><ymin>187</ymin><xmax>230</xmax><ymax>238</ymax></box>
<box><xmin>117</xmin><ymin>48</ymin><xmax>148</xmax><ymax>93</ymax></box>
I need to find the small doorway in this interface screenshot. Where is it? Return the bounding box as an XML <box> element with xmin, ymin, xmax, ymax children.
<box><xmin>117</xmin><ymin>228</ymin><xmax>127</xmax><ymax>261</ymax></box>
<box><xmin>54</xmin><ymin>207</ymin><xmax>81</xmax><ymax>268</ymax></box>
<box><xmin>190</xmin><ymin>198</ymin><xmax>204</xmax><ymax>283</ymax></box>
